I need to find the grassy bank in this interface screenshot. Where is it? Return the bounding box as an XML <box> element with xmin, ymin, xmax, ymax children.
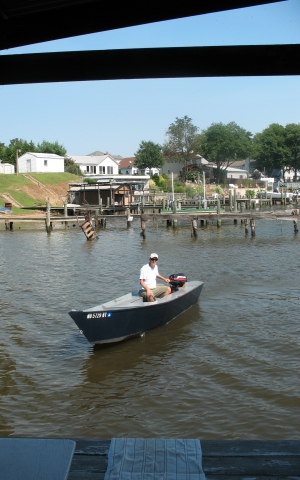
<box><xmin>0</xmin><ymin>172</ymin><xmax>82</xmax><ymax>213</ymax></box>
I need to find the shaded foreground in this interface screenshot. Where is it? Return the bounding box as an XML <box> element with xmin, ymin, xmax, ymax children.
<box><xmin>69</xmin><ymin>438</ymin><xmax>300</xmax><ymax>479</ymax></box>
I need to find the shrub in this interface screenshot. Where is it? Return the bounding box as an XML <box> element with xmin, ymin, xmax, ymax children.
<box><xmin>246</xmin><ymin>189</ymin><xmax>256</xmax><ymax>198</ymax></box>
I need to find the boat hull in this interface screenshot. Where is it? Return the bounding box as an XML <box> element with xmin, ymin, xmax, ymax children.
<box><xmin>69</xmin><ymin>281</ymin><xmax>203</xmax><ymax>344</ymax></box>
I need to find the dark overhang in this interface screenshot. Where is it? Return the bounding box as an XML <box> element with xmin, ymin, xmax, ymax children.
<box><xmin>0</xmin><ymin>1</ymin><xmax>286</xmax><ymax>51</ymax></box>
<box><xmin>1</xmin><ymin>44</ymin><xmax>299</xmax><ymax>85</ymax></box>
<box><xmin>0</xmin><ymin>0</ymin><xmax>297</xmax><ymax>84</ymax></box>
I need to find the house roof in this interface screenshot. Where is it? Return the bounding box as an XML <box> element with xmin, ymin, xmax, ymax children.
<box><xmin>70</xmin><ymin>154</ymin><xmax>118</xmax><ymax>166</ymax></box>
<box><xmin>21</xmin><ymin>152</ymin><xmax>64</xmax><ymax>160</ymax></box>
<box><xmin>88</xmin><ymin>151</ymin><xmax>123</xmax><ymax>162</ymax></box>
<box><xmin>119</xmin><ymin>157</ymin><xmax>136</xmax><ymax>169</ymax></box>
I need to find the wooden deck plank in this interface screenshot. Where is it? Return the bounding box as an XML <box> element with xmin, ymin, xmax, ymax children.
<box><xmin>66</xmin><ymin>439</ymin><xmax>300</xmax><ymax>479</ymax></box>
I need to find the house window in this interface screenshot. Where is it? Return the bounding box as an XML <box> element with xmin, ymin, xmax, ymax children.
<box><xmin>99</xmin><ymin>166</ymin><xmax>106</xmax><ymax>174</ymax></box>
<box><xmin>44</xmin><ymin>160</ymin><xmax>48</xmax><ymax>166</ymax></box>
<box><xmin>87</xmin><ymin>166</ymin><xmax>90</xmax><ymax>172</ymax></box>
<box><xmin>107</xmin><ymin>166</ymin><xmax>113</xmax><ymax>174</ymax></box>
<box><xmin>93</xmin><ymin>166</ymin><xmax>96</xmax><ymax>174</ymax></box>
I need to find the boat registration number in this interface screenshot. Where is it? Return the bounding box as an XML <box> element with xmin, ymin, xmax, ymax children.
<box><xmin>87</xmin><ymin>312</ymin><xmax>111</xmax><ymax>319</ymax></box>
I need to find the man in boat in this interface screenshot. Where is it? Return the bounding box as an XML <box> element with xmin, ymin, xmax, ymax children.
<box><xmin>138</xmin><ymin>253</ymin><xmax>171</xmax><ymax>302</ymax></box>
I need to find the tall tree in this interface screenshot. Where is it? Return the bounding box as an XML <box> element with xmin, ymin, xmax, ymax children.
<box><xmin>284</xmin><ymin>123</ymin><xmax>300</xmax><ymax>181</ymax></box>
<box><xmin>163</xmin><ymin>116</ymin><xmax>199</xmax><ymax>181</ymax></box>
<box><xmin>134</xmin><ymin>140</ymin><xmax>164</xmax><ymax>172</ymax></box>
<box><xmin>252</xmin><ymin>124</ymin><xmax>287</xmax><ymax>177</ymax></box>
<box><xmin>2</xmin><ymin>138</ymin><xmax>36</xmax><ymax>167</ymax></box>
<box><xmin>37</xmin><ymin>140</ymin><xmax>67</xmax><ymax>157</ymax></box>
<box><xmin>198</xmin><ymin>122</ymin><xmax>252</xmax><ymax>183</ymax></box>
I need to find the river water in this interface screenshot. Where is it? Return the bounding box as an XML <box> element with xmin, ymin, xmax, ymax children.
<box><xmin>0</xmin><ymin>214</ymin><xmax>299</xmax><ymax>440</ymax></box>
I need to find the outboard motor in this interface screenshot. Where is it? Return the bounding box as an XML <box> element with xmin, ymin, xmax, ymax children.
<box><xmin>169</xmin><ymin>274</ymin><xmax>187</xmax><ymax>292</ymax></box>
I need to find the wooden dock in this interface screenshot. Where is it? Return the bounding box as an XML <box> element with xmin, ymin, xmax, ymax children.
<box><xmin>1</xmin><ymin>208</ymin><xmax>300</xmax><ymax>238</ymax></box>
<box><xmin>68</xmin><ymin>438</ymin><xmax>300</xmax><ymax>479</ymax></box>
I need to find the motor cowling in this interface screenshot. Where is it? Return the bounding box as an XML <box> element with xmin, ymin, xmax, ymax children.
<box><xmin>169</xmin><ymin>274</ymin><xmax>187</xmax><ymax>288</ymax></box>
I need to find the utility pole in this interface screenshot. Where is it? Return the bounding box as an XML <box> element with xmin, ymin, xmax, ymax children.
<box><xmin>16</xmin><ymin>149</ymin><xmax>20</xmax><ymax>175</ymax></box>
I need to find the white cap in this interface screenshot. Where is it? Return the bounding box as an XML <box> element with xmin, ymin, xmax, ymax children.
<box><xmin>150</xmin><ymin>253</ymin><xmax>158</xmax><ymax>259</ymax></box>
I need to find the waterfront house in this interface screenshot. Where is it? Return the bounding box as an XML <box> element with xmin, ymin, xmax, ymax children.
<box><xmin>119</xmin><ymin>157</ymin><xmax>160</xmax><ymax>176</ymax></box>
<box><xmin>18</xmin><ymin>152</ymin><xmax>64</xmax><ymax>173</ymax></box>
<box><xmin>69</xmin><ymin>154</ymin><xmax>119</xmax><ymax>176</ymax></box>
<box><xmin>119</xmin><ymin>157</ymin><xmax>138</xmax><ymax>175</ymax></box>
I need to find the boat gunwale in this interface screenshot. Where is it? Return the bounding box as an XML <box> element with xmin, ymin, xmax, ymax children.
<box><xmin>80</xmin><ymin>281</ymin><xmax>203</xmax><ymax>313</ymax></box>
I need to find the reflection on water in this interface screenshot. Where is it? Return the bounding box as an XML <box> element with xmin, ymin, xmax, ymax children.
<box><xmin>0</xmin><ymin>217</ymin><xmax>300</xmax><ymax>439</ymax></box>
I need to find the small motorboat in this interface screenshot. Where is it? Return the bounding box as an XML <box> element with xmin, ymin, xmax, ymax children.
<box><xmin>69</xmin><ymin>276</ymin><xmax>203</xmax><ymax>345</ymax></box>
<box><xmin>0</xmin><ymin>206</ymin><xmax>12</xmax><ymax>214</ymax></box>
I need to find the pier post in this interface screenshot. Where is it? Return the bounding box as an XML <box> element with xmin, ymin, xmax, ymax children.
<box><xmin>233</xmin><ymin>189</ymin><xmax>237</xmax><ymax>212</ymax></box>
<box><xmin>244</xmin><ymin>218</ymin><xmax>248</xmax><ymax>234</ymax></box>
<box><xmin>45</xmin><ymin>202</ymin><xmax>51</xmax><ymax>234</ymax></box>
<box><xmin>229</xmin><ymin>190</ymin><xmax>233</xmax><ymax>211</ymax></box>
<box><xmin>293</xmin><ymin>220</ymin><xmax>298</xmax><ymax>233</ymax></box>
<box><xmin>250</xmin><ymin>218</ymin><xmax>256</xmax><ymax>236</ymax></box>
<box><xmin>99</xmin><ymin>198</ymin><xmax>103</xmax><ymax>214</ymax></box>
<box><xmin>126</xmin><ymin>208</ymin><xmax>132</xmax><ymax>228</ymax></box>
<box><xmin>191</xmin><ymin>219</ymin><xmax>197</xmax><ymax>237</ymax></box>
<box><xmin>94</xmin><ymin>209</ymin><xmax>99</xmax><ymax>227</ymax></box>
<box><xmin>141</xmin><ymin>219</ymin><xmax>146</xmax><ymax>238</ymax></box>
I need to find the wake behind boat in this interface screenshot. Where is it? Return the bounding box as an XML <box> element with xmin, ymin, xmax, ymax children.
<box><xmin>69</xmin><ymin>280</ymin><xmax>203</xmax><ymax>345</ymax></box>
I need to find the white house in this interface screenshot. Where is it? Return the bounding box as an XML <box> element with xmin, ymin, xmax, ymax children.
<box><xmin>70</xmin><ymin>154</ymin><xmax>119</xmax><ymax>176</ymax></box>
<box><xmin>119</xmin><ymin>157</ymin><xmax>160</xmax><ymax>176</ymax></box>
<box><xmin>0</xmin><ymin>161</ymin><xmax>15</xmax><ymax>174</ymax></box>
<box><xmin>224</xmin><ymin>165</ymin><xmax>248</xmax><ymax>180</ymax></box>
<box><xmin>18</xmin><ymin>152</ymin><xmax>64</xmax><ymax>173</ymax></box>
<box><xmin>118</xmin><ymin>157</ymin><xmax>138</xmax><ymax>175</ymax></box>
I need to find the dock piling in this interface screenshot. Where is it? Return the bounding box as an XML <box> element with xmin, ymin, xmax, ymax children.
<box><xmin>45</xmin><ymin>202</ymin><xmax>51</xmax><ymax>233</ymax></box>
<box><xmin>141</xmin><ymin>219</ymin><xmax>146</xmax><ymax>238</ymax></box>
<box><xmin>191</xmin><ymin>219</ymin><xmax>197</xmax><ymax>237</ymax></box>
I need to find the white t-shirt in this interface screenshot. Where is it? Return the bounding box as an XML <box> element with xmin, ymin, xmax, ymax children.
<box><xmin>138</xmin><ymin>263</ymin><xmax>158</xmax><ymax>290</ymax></box>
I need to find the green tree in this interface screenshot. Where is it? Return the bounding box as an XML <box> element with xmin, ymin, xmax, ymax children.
<box><xmin>37</xmin><ymin>140</ymin><xmax>67</xmax><ymax>156</ymax></box>
<box><xmin>0</xmin><ymin>142</ymin><xmax>6</xmax><ymax>161</ymax></box>
<box><xmin>134</xmin><ymin>140</ymin><xmax>164</xmax><ymax>172</ymax></box>
<box><xmin>284</xmin><ymin>123</ymin><xmax>300</xmax><ymax>181</ymax></box>
<box><xmin>64</xmin><ymin>156</ymin><xmax>81</xmax><ymax>175</ymax></box>
<box><xmin>163</xmin><ymin>116</ymin><xmax>199</xmax><ymax>182</ymax></box>
<box><xmin>2</xmin><ymin>138</ymin><xmax>36</xmax><ymax>167</ymax></box>
<box><xmin>198</xmin><ymin>122</ymin><xmax>252</xmax><ymax>183</ymax></box>
<box><xmin>252</xmin><ymin>124</ymin><xmax>287</xmax><ymax>177</ymax></box>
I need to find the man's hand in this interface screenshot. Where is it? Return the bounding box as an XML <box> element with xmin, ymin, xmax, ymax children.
<box><xmin>146</xmin><ymin>290</ymin><xmax>155</xmax><ymax>302</ymax></box>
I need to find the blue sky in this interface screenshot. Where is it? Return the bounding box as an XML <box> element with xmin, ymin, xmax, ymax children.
<box><xmin>1</xmin><ymin>0</ymin><xmax>300</xmax><ymax>157</ymax></box>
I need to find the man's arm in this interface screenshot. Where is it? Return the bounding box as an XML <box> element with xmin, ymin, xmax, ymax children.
<box><xmin>157</xmin><ymin>274</ymin><xmax>170</xmax><ymax>283</ymax></box>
